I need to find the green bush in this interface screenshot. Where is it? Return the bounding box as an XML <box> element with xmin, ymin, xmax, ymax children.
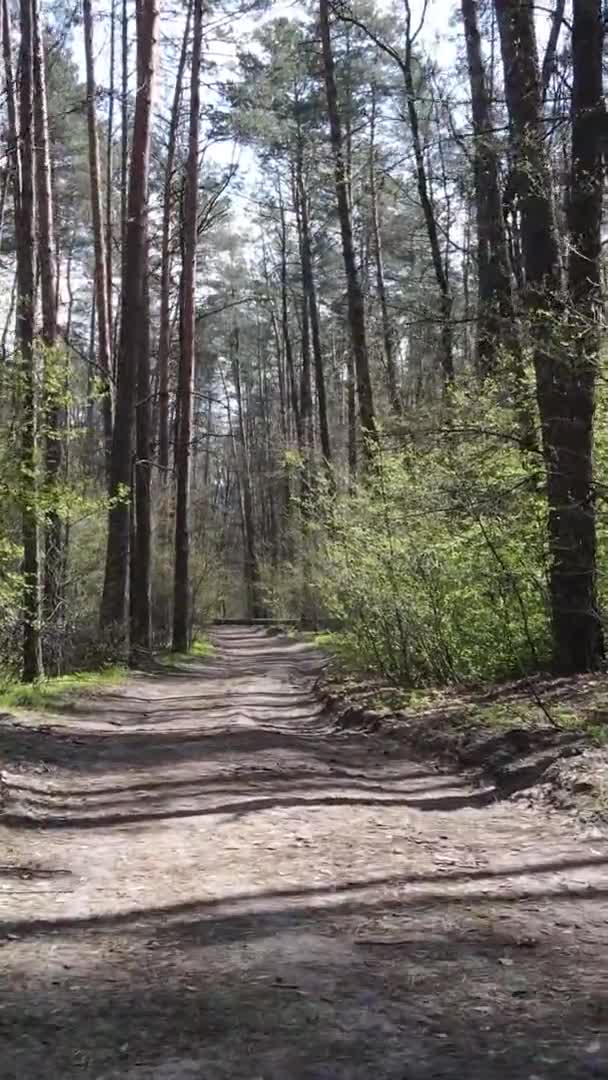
<box><xmin>267</xmin><ymin>386</ymin><xmax>553</xmax><ymax>687</ymax></box>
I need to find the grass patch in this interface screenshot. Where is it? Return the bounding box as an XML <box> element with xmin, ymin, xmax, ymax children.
<box><xmin>0</xmin><ymin>666</ymin><xmax>126</xmax><ymax>713</ymax></box>
<box><xmin>157</xmin><ymin>636</ymin><xmax>216</xmax><ymax>668</ymax></box>
<box><xmin>316</xmin><ymin>630</ymin><xmax>608</xmax><ymax>746</ymax></box>
<box><xmin>190</xmin><ymin>638</ymin><xmax>215</xmax><ymax>658</ymax></box>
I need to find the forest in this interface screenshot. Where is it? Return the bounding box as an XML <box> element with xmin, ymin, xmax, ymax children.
<box><xmin>0</xmin><ymin>0</ymin><xmax>606</xmax><ymax>691</ymax></box>
<box><xmin>2</xmin><ymin>5</ymin><xmax>608</xmax><ymax>1073</ymax></box>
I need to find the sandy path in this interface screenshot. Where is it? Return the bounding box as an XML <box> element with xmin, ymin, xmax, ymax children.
<box><xmin>0</xmin><ymin>626</ymin><xmax>607</xmax><ymax>1079</ymax></box>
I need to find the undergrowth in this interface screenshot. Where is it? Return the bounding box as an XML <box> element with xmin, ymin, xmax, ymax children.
<box><xmin>314</xmin><ymin>631</ymin><xmax>608</xmax><ymax>744</ymax></box>
<box><xmin>157</xmin><ymin>636</ymin><xmax>216</xmax><ymax>667</ymax></box>
<box><xmin>0</xmin><ymin>666</ymin><xmax>125</xmax><ymax>712</ymax></box>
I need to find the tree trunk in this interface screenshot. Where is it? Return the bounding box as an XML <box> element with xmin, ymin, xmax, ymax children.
<box><xmin>369</xmin><ymin>90</ymin><xmax>400</xmax><ymax>414</ymax></box>
<box><xmin>16</xmin><ymin>0</ymin><xmax>43</xmax><ymax>680</ymax></box>
<box><xmin>278</xmin><ymin>184</ymin><xmax>301</xmax><ymax>449</ymax></box>
<box><xmin>83</xmin><ymin>0</ymin><xmax>113</xmax><ymax>477</ymax></box>
<box><xmin>402</xmin><ymin>2</ymin><xmax>453</xmax><ymax>384</ymax></box>
<box><xmin>158</xmin><ymin>0</ymin><xmax>192</xmax><ymax>473</ymax></box>
<box><xmin>296</xmin><ymin>159</ymin><xmax>332</xmax><ymax>471</ymax></box>
<box><xmin>33</xmin><ymin>0</ymin><xmax>62</xmax><ymax>667</ymax></box>
<box><xmin>495</xmin><ymin>0</ymin><xmax>603</xmax><ymax>672</ymax></box>
<box><xmin>130</xmin><ymin>235</ymin><xmax>152</xmax><ymax>655</ymax></box>
<box><xmin>120</xmin><ymin>0</ymin><xmax>128</xmax><ymax>265</ymax></box>
<box><xmin>299</xmin><ymin>288</ymin><xmax>313</xmax><ymax>494</ymax></box>
<box><xmin>554</xmin><ymin>0</ymin><xmax>604</xmax><ymax>669</ymax></box>
<box><xmin>100</xmin><ymin>0</ymin><xmax>159</xmax><ymax>645</ymax></box>
<box><xmin>293</xmin><ymin>161</ymin><xmax>313</xmax><ymax>482</ymax></box>
<box><xmin>2</xmin><ymin>0</ymin><xmax>21</xmax><ymax>212</ymax></box>
<box><xmin>346</xmin><ymin>340</ymin><xmax>357</xmax><ymax>484</ymax></box>
<box><xmin>461</xmin><ymin>0</ymin><xmax>519</xmax><ymax>377</ymax></box>
<box><xmin>172</xmin><ymin>0</ymin><xmax>201</xmax><ymax>651</ymax></box>
<box><xmin>230</xmin><ymin>324</ymin><xmax>261</xmax><ymax>619</ymax></box>
<box><xmin>106</xmin><ymin>0</ymin><xmax>116</xmax><ymax>344</ymax></box>
<box><xmin>0</xmin><ymin>4</ymin><xmax>18</xmax><ymax>390</ymax></box>
<box><xmin>319</xmin><ymin>0</ymin><xmax>377</xmax><ymax>458</ymax></box>
<box><xmin>541</xmin><ymin>0</ymin><xmax>566</xmax><ymax>101</ymax></box>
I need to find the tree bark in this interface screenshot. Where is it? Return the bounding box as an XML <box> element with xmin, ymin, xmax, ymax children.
<box><xmin>129</xmin><ymin>0</ymin><xmax>154</xmax><ymax>657</ymax></box>
<box><xmin>319</xmin><ymin>0</ymin><xmax>377</xmax><ymax>458</ymax></box>
<box><xmin>106</xmin><ymin>0</ymin><xmax>116</xmax><ymax>345</ymax></box>
<box><xmin>278</xmin><ymin>184</ymin><xmax>301</xmax><ymax>449</ymax></box>
<box><xmin>172</xmin><ymin>0</ymin><xmax>201</xmax><ymax>651</ymax></box>
<box><xmin>402</xmin><ymin>1</ymin><xmax>453</xmax><ymax>384</ymax></box>
<box><xmin>292</xmin><ymin>162</ymin><xmax>313</xmax><ymax>481</ymax></box>
<box><xmin>130</xmin><ymin>234</ymin><xmax>152</xmax><ymax>655</ymax></box>
<box><xmin>299</xmin><ymin>288</ymin><xmax>313</xmax><ymax>492</ymax></box>
<box><xmin>541</xmin><ymin>0</ymin><xmax>566</xmax><ymax>101</ymax></box>
<box><xmin>158</xmin><ymin>0</ymin><xmax>191</xmax><ymax>473</ymax></box>
<box><xmin>461</xmin><ymin>0</ymin><xmax>519</xmax><ymax>377</ymax></box>
<box><xmin>120</xmin><ymin>0</ymin><xmax>128</xmax><ymax>265</ymax></box>
<box><xmin>296</xmin><ymin>158</ymin><xmax>332</xmax><ymax>471</ymax></box>
<box><xmin>83</xmin><ymin>0</ymin><xmax>113</xmax><ymax>477</ymax></box>
<box><xmin>555</xmin><ymin>0</ymin><xmax>604</xmax><ymax>669</ymax></box>
<box><xmin>33</xmin><ymin>0</ymin><xmax>63</xmax><ymax>666</ymax></box>
<box><xmin>2</xmin><ymin>0</ymin><xmax>21</xmax><ymax>217</ymax></box>
<box><xmin>346</xmin><ymin>338</ymin><xmax>357</xmax><ymax>483</ymax></box>
<box><xmin>100</xmin><ymin>0</ymin><xmax>159</xmax><ymax>644</ymax></box>
<box><xmin>369</xmin><ymin>89</ymin><xmax>401</xmax><ymax>414</ymax></box>
<box><xmin>495</xmin><ymin>0</ymin><xmax>603</xmax><ymax>672</ymax></box>
<box><xmin>230</xmin><ymin>323</ymin><xmax>261</xmax><ymax>619</ymax></box>
<box><xmin>16</xmin><ymin>0</ymin><xmax>43</xmax><ymax>680</ymax></box>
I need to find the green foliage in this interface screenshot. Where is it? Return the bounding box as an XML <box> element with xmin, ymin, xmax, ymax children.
<box><xmin>191</xmin><ymin>637</ymin><xmax>215</xmax><ymax>657</ymax></box>
<box><xmin>0</xmin><ymin>666</ymin><xmax>125</xmax><ymax>712</ymax></box>
<box><xmin>157</xmin><ymin>637</ymin><xmax>216</xmax><ymax>668</ymax></box>
<box><xmin>312</xmin><ymin>630</ymin><xmax>365</xmax><ymax>671</ymax></box>
<box><xmin>269</xmin><ymin>385</ymin><xmax>553</xmax><ymax>687</ymax></box>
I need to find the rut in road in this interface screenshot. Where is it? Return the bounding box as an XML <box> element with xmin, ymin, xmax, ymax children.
<box><xmin>0</xmin><ymin>625</ymin><xmax>607</xmax><ymax>1079</ymax></box>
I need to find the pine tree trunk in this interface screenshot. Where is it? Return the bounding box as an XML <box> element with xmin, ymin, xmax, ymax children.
<box><xmin>83</xmin><ymin>0</ymin><xmax>113</xmax><ymax>477</ymax></box>
<box><xmin>278</xmin><ymin>186</ymin><xmax>301</xmax><ymax>449</ymax></box>
<box><xmin>33</xmin><ymin>0</ymin><xmax>62</xmax><ymax>668</ymax></box>
<box><xmin>293</xmin><ymin>161</ymin><xmax>313</xmax><ymax>479</ymax></box>
<box><xmin>130</xmin><ymin>234</ymin><xmax>152</xmax><ymax>655</ymax></box>
<box><xmin>17</xmin><ymin>0</ymin><xmax>43</xmax><ymax>680</ymax></box>
<box><xmin>106</xmin><ymin>0</ymin><xmax>115</xmax><ymax>344</ymax></box>
<box><xmin>172</xmin><ymin>0</ymin><xmax>202</xmax><ymax>651</ymax></box>
<box><xmin>2</xmin><ymin>0</ymin><xmax>21</xmax><ymax>210</ymax></box>
<box><xmin>120</xmin><ymin>0</ymin><xmax>128</xmax><ymax>266</ymax></box>
<box><xmin>319</xmin><ymin>0</ymin><xmax>377</xmax><ymax>458</ymax></box>
<box><xmin>230</xmin><ymin>324</ymin><xmax>261</xmax><ymax>620</ymax></box>
<box><xmin>461</xmin><ymin>0</ymin><xmax>518</xmax><ymax>377</ymax></box>
<box><xmin>402</xmin><ymin>2</ymin><xmax>453</xmax><ymax>384</ymax></box>
<box><xmin>346</xmin><ymin>338</ymin><xmax>357</xmax><ymax>483</ymax></box>
<box><xmin>296</xmin><ymin>162</ymin><xmax>332</xmax><ymax>471</ymax></box>
<box><xmin>541</xmin><ymin>0</ymin><xmax>566</xmax><ymax>100</ymax></box>
<box><xmin>299</xmin><ymin>288</ymin><xmax>313</xmax><ymax>496</ymax></box>
<box><xmin>556</xmin><ymin>0</ymin><xmax>604</xmax><ymax>669</ymax></box>
<box><xmin>158</xmin><ymin>0</ymin><xmax>192</xmax><ymax>473</ymax></box>
<box><xmin>100</xmin><ymin>0</ymin><xmax>159</xmax><ymax>645</ymax></box>
<box><xmin>369</xmin><ymin>91</ymin><xmax>400</xmax><ymax>414</ymax></box>
<box><xmin>495</xmin><ymin>0</ymin><xmax>603</xmax><ymax>672</ymax></box>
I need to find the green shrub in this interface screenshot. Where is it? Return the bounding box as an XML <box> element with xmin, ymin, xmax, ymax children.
<box><xmin>266</xmin><ymin>385</ymin><xmax>553</xmax><ymax>687</ymax></box>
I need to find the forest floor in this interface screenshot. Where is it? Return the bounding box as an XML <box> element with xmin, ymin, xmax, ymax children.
<box><xmin>0</xmin><ymin>626</ymin><xmax>607</xmax><ymax>1079</ymax></box>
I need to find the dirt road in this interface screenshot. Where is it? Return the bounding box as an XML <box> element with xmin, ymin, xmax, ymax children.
<box><xmin>1</xmin><ymin>626</ymin><xmax>607</xmax><ymax>1079</ymax></box>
